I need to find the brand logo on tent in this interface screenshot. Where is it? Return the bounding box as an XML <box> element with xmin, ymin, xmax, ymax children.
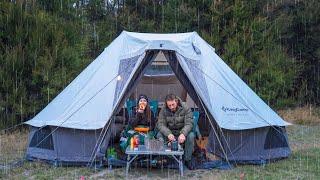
<box><xmin>221</xmin><ymin>106</ymin><xmax>249</xmax><ymax>113</ymax></box>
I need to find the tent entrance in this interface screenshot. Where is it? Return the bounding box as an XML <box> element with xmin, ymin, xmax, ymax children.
<box><xmin>127</xmin><ymin>51</ymin><xmax>198</xmax><ymax>112</ymax></box>
<box><xmin>112</xmin><ymin>50</ymin><xmax>214</xmax><ymax>135</ymax></box>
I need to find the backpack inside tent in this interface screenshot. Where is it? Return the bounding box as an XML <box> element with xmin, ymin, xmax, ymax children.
<box><xmin>24</xmin><ymin>31</ymin><xmax>291</xmax><ymax>166</ymax></box>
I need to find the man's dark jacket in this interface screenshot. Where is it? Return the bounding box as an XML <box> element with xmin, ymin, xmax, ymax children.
<box><xmin>157</xmin><ymin>100</ymin><xmax>193</xmax><ymax>137</ymax></box>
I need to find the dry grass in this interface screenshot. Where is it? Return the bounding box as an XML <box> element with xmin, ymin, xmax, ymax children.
<box><xmin>0</xmin><ymin>129</ymin><xmax>28</xmax><ymax>163</ymax></box>
<box><xmin>278</xmin><ymin>105</ymin><xmax>320</xmax><ymax>125</ymax></box>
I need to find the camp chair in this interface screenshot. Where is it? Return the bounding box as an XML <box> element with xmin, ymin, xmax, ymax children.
<box><xmin>149</xmin><ymin>100</ymin><xmax>158</xmax><ymax>118</ymax></box>
<box><xmin>148</xmin><ymin>99</ymin><xmax>159</xmax><ymax>137</ymax></box>
<box><xmin>126</xmin><ymin>99</ymin><xmax>136</xmax><ymax>118</ymax></box>
<box><xmin>193</xmin><ymin>111</ymin><xmax>202</xmax><ymax>139</ymax></box>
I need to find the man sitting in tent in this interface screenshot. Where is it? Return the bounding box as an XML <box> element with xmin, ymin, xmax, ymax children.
<box><xmin>156</xmin><ymin>94</ymin><xmax>195</xmax><ymax>169</ymax></box>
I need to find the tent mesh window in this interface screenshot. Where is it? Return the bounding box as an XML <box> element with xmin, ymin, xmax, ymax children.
<box><xmin>264</xmin><ymin>127</ymin><xmax>288</xmax><ymax>149</ymax></box>
<box><xmin>144</xmin><ymin>63</ymin><xmax>174</xmax><ymax>76</ymax></box>
<box><xmin>113</xmin><ymin>55</ymin><xmax>140</xmax><ymax>106</ymax></box>
<box><xmin>183</xmin><ymin>57</ymin><xmax>212</xmax><ymax>108</ymax></box>
<box><xmin>29</xmin><ymin>127</ymin><xmax>54</xmax><ymax>150</ymax></box>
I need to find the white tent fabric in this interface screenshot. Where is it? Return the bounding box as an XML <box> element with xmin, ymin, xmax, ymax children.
<box><xmin>25</xmin><ymin>31</ymin><xmax>290</xmax><ymax>130</ymax></box>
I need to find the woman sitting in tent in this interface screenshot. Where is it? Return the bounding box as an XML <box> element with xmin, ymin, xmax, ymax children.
<box><xmin>128</xmin><ymin>94</ymin><xmax>156</xmax><ymax>131</ymax></box>
<box><xmin>120</xmin><ymin>94</ymin><xmax>156</xmax><ymax>151</ymax></box>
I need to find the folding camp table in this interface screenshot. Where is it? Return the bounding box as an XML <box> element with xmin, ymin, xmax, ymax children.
<box><xmin>125</xmin><ymin>145</ymin><xmax>184</xmax><ymax>177</ymax></box>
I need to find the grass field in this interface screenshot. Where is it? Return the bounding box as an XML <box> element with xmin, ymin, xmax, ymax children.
<box><xmin>1</xmin><ymin>106</ymin><xmax>320</xmax><ymax>179</ymax></box>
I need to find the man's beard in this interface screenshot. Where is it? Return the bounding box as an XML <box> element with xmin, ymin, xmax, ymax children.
<box><xmin>170</xmin><ymin>108</ymin><xmax>177</xmax><ymax>112</ymax></box>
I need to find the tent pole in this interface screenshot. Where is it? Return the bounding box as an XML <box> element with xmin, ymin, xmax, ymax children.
<box><xmin>88</xmin><ymin>116</ymin><xmax>114</xmax><ymax>168</ymax></box>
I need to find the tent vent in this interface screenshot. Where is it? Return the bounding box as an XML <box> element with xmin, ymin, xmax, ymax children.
<box><xmin>192</xmin><ymin>43</ymin><xmax>201</xmax><ymax>55</ymax></box>
<box><xmin>29</xmin><ymin>127</ymin><xmax>54</xmax><ymax>150</ymax></box>
<box><xmin>264</xmin><ymin>127</ymin><xmax>288</xmax><ymax>149</ymax></box>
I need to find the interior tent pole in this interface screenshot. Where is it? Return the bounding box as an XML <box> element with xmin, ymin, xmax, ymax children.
<box><xmin>151</xmin><ymin>75</ymin><xmax>154</xmax><ymax>99</ymax></box>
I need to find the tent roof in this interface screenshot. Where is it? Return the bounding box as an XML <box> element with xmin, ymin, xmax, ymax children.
<box><xmin>124</xmin><ymin>31</ymin><xmax>196</xmax><ymax>41</ymax></box>
<box><xmin>25</xmin><ymin>31</ymin><xmax>290</xmax><ymax>130</ymax></box>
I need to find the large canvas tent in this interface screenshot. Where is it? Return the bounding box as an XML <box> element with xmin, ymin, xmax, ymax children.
<box><xmin>25</xmin><ymin>31</ymin><xmax>291</xmax><ymax>166</ymax></box>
